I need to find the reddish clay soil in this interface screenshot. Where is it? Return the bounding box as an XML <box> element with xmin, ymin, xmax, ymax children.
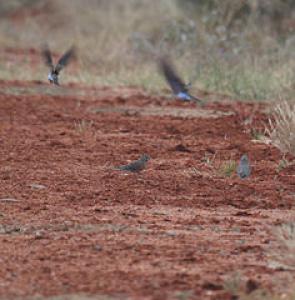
<box><xmin>0</xmin><ymin>80</ymin><xmax>294</xmax><ymax>300</ymax></box>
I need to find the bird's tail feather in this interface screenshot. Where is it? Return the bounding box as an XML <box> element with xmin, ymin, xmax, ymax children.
<box><xmin>189</xmin><ymin>94</ymin><xmax>205</xmax><ymax>106</ymax></box>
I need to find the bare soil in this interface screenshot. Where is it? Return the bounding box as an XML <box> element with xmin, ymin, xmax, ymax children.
<box><xmin>0</xmin><ymin>79</ymin><xmax>294</xmax><ymax>300</ymax></box>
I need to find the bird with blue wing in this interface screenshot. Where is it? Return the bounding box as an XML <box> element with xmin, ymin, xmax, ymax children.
<box><xmin>42</xmin><ymin>44</ymin><xmax>75</xmax><ymax>86</ymax></box>
<box><xmin>159</xmin><ymin>56</ymin><xmax>203</xmax><ymax>104</ymax></box>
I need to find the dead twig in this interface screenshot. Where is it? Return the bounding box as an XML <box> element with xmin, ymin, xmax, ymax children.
<box><xmin>0</xmin><ymin>198</ymin><xmax>20</xmax><ymax>202</ymax></box>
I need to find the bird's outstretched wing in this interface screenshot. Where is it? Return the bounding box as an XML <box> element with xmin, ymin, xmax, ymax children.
<box><xmin>159</xmin><ymin>57</ymin><xmax>188</xmax><ymax>94</ymax></box>
<box><xmin>41</xmin><ymin>44</ymin><xmax>54</xmax><ymax>70</ymax></box>
<box><xmin>55</xmin><ymin>46</ymin><xmax>75</xmax><ymax>73</ymax></box>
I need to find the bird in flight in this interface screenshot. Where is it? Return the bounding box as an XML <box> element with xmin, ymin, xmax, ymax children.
<box><xmin>158</xmin><ymin>56</ymin><xmax>203</xmax><ymax>104</ymax></box>
<box><xmin>42</xmin><ymin>44</ymin><xmax>75</xmax><ymax>85</ymax></box>
<box><xmin>116</xmin><ymin>154</ymin><xmax>150</xmax><ymax>173</ymax></box>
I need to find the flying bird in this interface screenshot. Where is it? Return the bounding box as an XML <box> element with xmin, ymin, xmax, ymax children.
<box><xmin>237</xmin><ymin>154</ymin><xmax>251</xmax><ymax>179</ymax></box>
<box><xmin>116</xmin><ymin>154</ymin><xmax>150</xmax><ymax>173</ymax></box>
<box><xmin>159</xmin><ymin>56</ymin><xmax>203</xmax><ymax>104</ymax></box>
<box><xmin>42</xmin><ymin>44</ymin><xmax>75</xmax><ymax>85</ymax></box>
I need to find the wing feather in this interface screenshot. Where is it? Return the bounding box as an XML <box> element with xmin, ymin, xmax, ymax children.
<box><xmin>55</xmin><ymin>46</ymin><xmax>76</xmax><ymax>73</ymax></box>
<box><xmin>41</xmin><ymin>44</ymin><xmax>54</xmax><ymax>70</ymax></box>
<box><xmin>159</xmin><ymin>57</ymin><xmax>187</xmax><ymax>94</ymax></box>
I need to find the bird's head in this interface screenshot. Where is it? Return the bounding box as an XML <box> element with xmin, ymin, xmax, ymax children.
<box><xmin>141</xmin><ymin>154</ymin><xmax>151</xmax><ymax>162</ymax></box>
<box><xmin>240</xmin><ymin>154</ymin><xmax>249</xmax><ymax>163</ymax></box>
<box><xmin>185</xmin><ymin>82</ymin><xmax>192</xmax><ymax>90</ymax></box>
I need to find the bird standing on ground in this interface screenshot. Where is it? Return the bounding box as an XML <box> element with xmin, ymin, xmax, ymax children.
<box><xmin>158</xmin><ymin>56</ymin><xmax>203</xmax><ymax>104</ymax></box>
<box><xmin>116</xmin><ymin>154</ymin><xmax>150</xmax><ymax>173</ymax></box>
<box><xmin>42</xmin><ymin>44</ymin><xmax>75</xmax><ymax>85</ymax></box>
<box><xmin>237</xmin><ymin>154</ymin><xmax>251</xmax><ymax>179</ymax></box>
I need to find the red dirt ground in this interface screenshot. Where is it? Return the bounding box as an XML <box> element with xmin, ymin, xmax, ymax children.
<box><xmin>0</xmin><ymin>79</ymin><xmax>294</xmax><ymax>300</ymax></box>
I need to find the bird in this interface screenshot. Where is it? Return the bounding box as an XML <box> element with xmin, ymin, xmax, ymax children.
<box><xmin>116</xmin><ymin>154</ymin><xmax>150</xmax><ymax>173</ymax></box>
<box><xmin>237</xmin><ymin>154</ymin><xmax>251</xmax><ymax>179</ymax></box>
<box><xmin>158</xmin><ymin>56</ymin><xmax>203</xmax><ymax>104</ymax></box>
<box><xmin>42</xmin><ymin>44</ymin><xmax>75</xmax><ymax>85</ymax></box>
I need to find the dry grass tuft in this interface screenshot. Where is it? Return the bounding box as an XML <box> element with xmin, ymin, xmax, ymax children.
<box><xmin>218</xmin><ymin>160</ymin><xmax>237</xmax><ymax>177</ymax></box>
<box><xmin>269</xmin><ymin>223</ymin><xmax>295</xmax><ymax>271</ymax></box>
<box><xmin>267</xmin><ymin>100</ymin><xmax>295</xmax><ymax>155</ymax></box>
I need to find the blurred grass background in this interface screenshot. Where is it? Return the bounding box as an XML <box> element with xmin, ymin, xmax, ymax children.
<box><xmin>0</xmin><ymin>0</ymin><xmax>294</xmax><ymax>100</ymax></box>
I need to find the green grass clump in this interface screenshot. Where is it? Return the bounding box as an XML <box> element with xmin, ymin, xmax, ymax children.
<box><xmin>218</xmin><ymin>160</ymin><xmax>237</xmax><ymax>177</ymax></box>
